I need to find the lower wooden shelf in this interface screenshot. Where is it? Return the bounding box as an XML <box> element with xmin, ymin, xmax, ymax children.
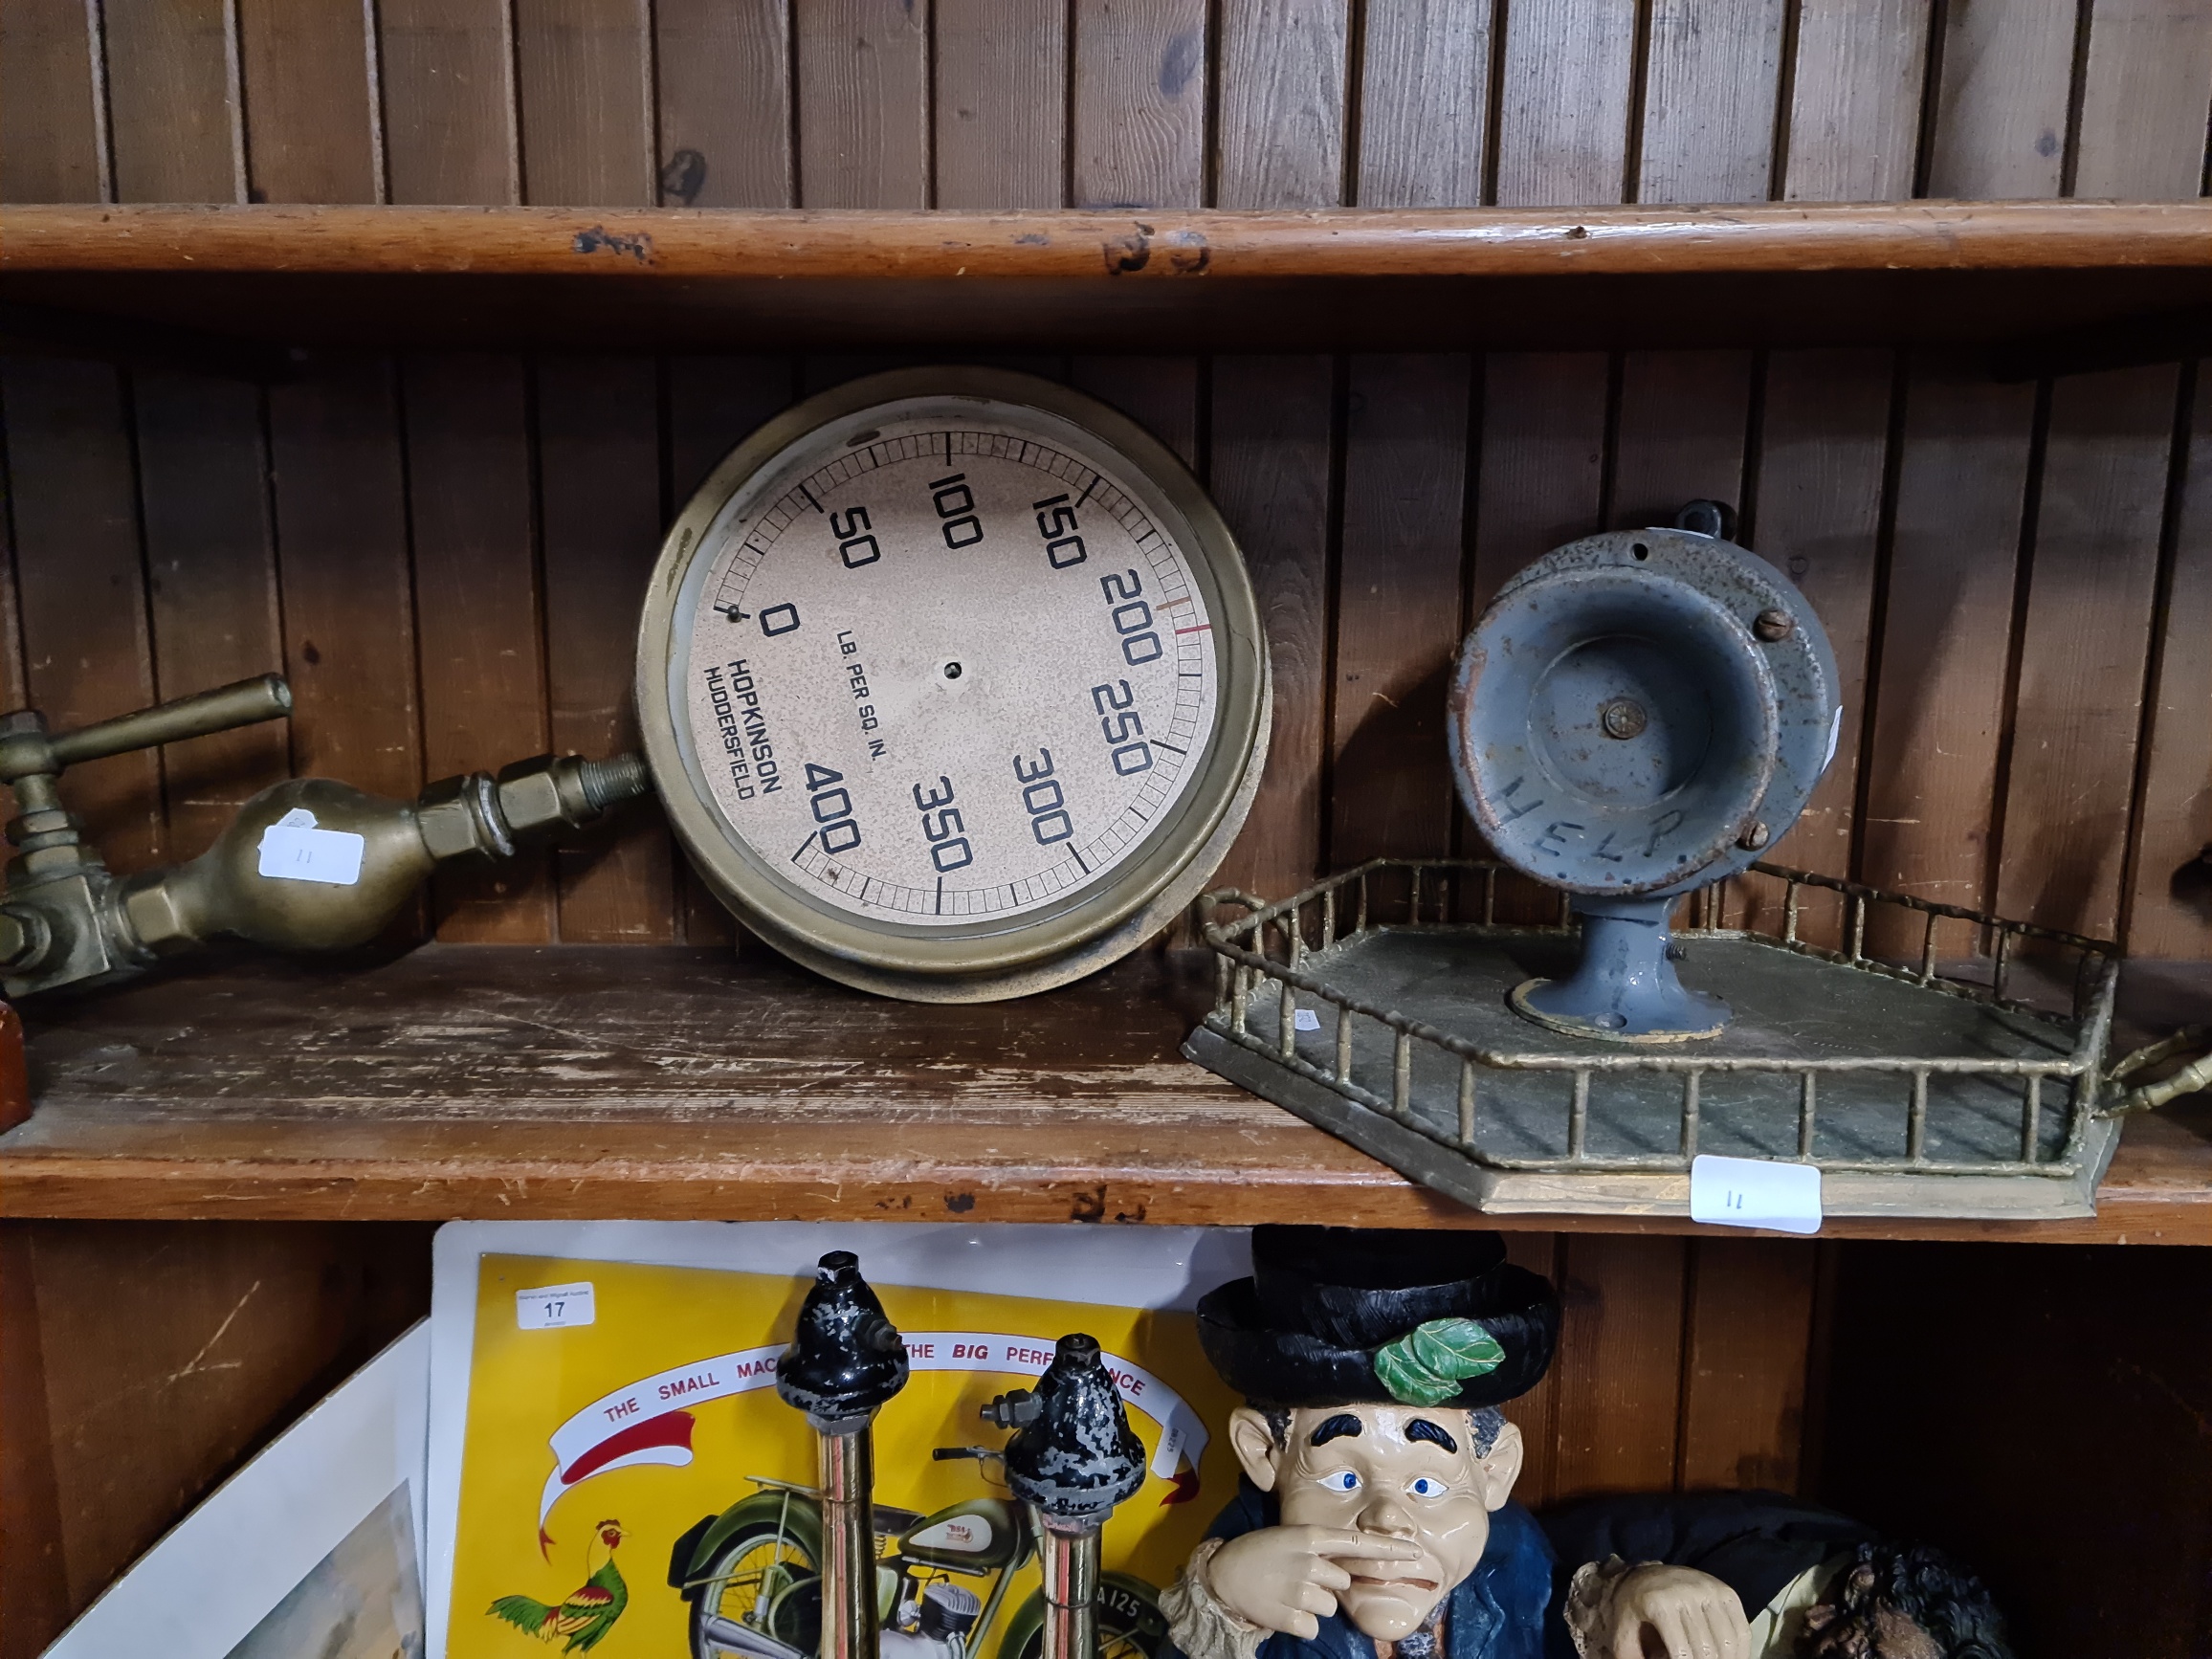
<box><xmin>2</xmin><ymin>944</ymin><xmax>2204</xmax><ymax>1241</ymax></box>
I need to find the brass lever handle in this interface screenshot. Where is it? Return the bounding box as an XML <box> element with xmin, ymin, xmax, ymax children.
<box><xmin>0</xmin><ymin>674</ymin><xmax>293</xmax><ymax>784</ymax></box>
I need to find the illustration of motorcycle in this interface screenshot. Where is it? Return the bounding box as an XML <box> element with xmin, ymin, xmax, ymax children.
<box><xmin>669</xmin><ymin>1440</ymin><xmax>1168</xmax><ymax>1659</ymax></box>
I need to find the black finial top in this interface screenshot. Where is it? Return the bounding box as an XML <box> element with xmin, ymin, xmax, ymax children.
<box><xmin>1002</xmin><ymin>1333</ymin><xmax>1145</xmax><ymax>1522</ymax></box>
<box><xmin>775</xmin><ymin>1250</ymin><xmax>909</xmax><ymax>1427</ymax></box>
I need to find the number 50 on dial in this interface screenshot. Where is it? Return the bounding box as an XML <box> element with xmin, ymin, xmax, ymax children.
<box><xmin>635</xmin><ymin>368</ymin><xmax>1272</xmax><ymax>1002</ymax></box>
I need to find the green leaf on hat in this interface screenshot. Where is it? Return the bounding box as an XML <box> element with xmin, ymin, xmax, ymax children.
<box><xmin>1373</xmin><ymin>1341</ymin><xmax>1460</xmax><ymax>1405</ymax></box>
<box><xmin>1407</xmin><ymin>1316</ymin><xmax>1506</xmax><ymax>1379</ymax></box>
<box><xmin>1372</xmin><ymin>1317</ymin><xmax>1506</xmax><ymax>1406</ymax></box>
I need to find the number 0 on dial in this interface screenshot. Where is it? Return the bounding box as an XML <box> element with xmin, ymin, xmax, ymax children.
<box><xmin>637</xmin><ymin>368</ymin><xmax>1271</xmax><ymax>1001</ymax></box>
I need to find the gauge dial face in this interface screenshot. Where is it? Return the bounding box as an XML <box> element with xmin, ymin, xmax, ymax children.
<box><xmin>642</xmin><ymin>370</ymin><xmax>1267</xmax><ymax>995</ymax></box>
<box><xmin>686</xmin><ymin>418</ymin><xmax>1217</xmax><ymax>924</ymax></box>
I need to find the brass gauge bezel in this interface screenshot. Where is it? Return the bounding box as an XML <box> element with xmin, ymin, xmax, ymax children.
<box><xmin>635</xmin><ymin>367</ymin><xmax>1271</xmax><ymax>1002</ymax></box>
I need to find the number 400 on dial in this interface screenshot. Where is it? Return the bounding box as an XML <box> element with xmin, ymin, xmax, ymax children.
<box><xmin>635</xmin><ymin>368</ymin><xmax>1272</xmax><ymax>1002</ymax></box>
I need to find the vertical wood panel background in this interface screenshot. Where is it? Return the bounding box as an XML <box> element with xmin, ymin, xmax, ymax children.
<box><xmin>3</xmin><ymin>1</ymin><xmax>2210</xmax><ymax>1650</ymax></box>
<box><xmin>0</xmin><ymin>0</ymin><xmax>106</xmax><ymax>203</ymax></box>
<box><xmin>934</xmin><ymin>0</ymin><xmax>1063</xmax><ymax>210</ymax></box>
<box><xmin>404</xmin><ymin>352</ymin><xmax>554</xmax><ymax>942</ymax></box>
<box><xmin>101</xmin><ymin>0</ymin><xmax>241</xmax><ymax>204</ymax></box>
<box><xmin>1354</xmin><ymin>0</ymin><xmax>1489</xmax><ymax>208</ymax></box>
<box><xmin>132</xmin><ymin>370</ymin><xmax>288</xmax><ymax>859</ymax></box>
<box><xmin>655</xmin><ymin>0</ymin><xmax>791</xmax><ymax>208</ymax></box>
<box><xmin>1073</xmin><ymin>0</ymin><xmax>1207</xmax><ymax>210</ymax></box>
<box><xmin>379</xmin><ymin>0</ymin><xmax>519</xmax><ymax>207</ymax></box>
<box><xmin>235</xmin><ymin>0</ymin><xmax>380</xmax><ymax>205</ymax></box>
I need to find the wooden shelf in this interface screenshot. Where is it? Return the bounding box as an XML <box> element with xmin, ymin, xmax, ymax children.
<box><xmin>11</xmin><ymin>202</ymin><xmax>2210</xmax><ymax>276</ymax></box>
<box><xmin>2</xmin><ymin>944</ymin><xmax>2204</xmax><ymax>1242</ymax></box>
<box><xmin>6</xmin><ymin>202</ymin><xmax>2207</xmax><ymax>354</ymax></box>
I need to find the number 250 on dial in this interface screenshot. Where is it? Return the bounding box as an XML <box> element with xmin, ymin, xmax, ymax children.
<box><xmin>636</xmin><ymin>369</ymin><xmax>1271</xmax><ymax>1001</ymax></box>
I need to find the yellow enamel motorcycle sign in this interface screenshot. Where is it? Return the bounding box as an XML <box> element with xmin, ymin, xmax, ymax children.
<box><xmin>448</xmin><ymin>1254</ymin><xmax>1242</xmax><ymax>1659</ymax></box>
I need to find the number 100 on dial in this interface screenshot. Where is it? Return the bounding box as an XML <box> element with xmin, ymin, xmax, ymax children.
<box><xmin>636</xmin><ymin>368</ymin><xmax>1271</xmax><ymax>1002</ymax></box>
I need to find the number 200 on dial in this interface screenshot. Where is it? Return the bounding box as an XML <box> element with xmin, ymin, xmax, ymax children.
<box><xmin>636</xmin><ymin>369</ymin><xmax>1271</xmax><ymax>1001</ymax></box>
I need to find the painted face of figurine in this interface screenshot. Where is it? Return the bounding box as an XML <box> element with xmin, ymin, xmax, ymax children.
<box><xmin>1228</xmin><ymin>1403</ymin><xmax>1524</xmax><ymax>1643</ymax></box>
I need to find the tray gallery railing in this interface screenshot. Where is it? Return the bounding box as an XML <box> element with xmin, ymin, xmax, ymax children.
<box><xmin>1195</xmin><ymin>859</ymin><xmax>2122</xmax><ymax>1181</ymax></box>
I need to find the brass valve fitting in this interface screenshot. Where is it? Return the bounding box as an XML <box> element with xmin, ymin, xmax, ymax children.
<box><xmin>111</xmin><ymin>754</ymin><xmax>648</xmax><ymax>963</ymax></box>
<box><xmin>0</xmin><ymin>675</ymin><xmax>650</xmax><ymax>998</ymax></box>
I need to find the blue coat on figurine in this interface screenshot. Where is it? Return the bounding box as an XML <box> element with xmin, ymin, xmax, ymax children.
<box><xmin>1160</xmin><ymin>1228</ymin><xmax>1560</xmax><ymax>1659</ymax></box>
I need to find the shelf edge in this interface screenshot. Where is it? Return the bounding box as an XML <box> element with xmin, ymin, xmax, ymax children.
<box><xmin>5</xmin><ymin>202</ymin><xmax>2208</xmax><ymax>280</ymax></box>
<box><xmin>2</xmin><ymin>1148</ymin><xmax>2202</xmax><ymax>1242</ymax></box>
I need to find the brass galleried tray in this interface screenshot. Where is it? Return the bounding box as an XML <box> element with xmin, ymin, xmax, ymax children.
<box><xmin>1184</xmin><ymin>859</ymin><xmax>2141</xmax><ymax>1220</ymax></box>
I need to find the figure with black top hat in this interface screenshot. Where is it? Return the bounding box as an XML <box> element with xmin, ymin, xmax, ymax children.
<box><xmin>1160</xmin><ymin>1226</ymin><xmax>1561</xmax><ymax>1659</ymax></box>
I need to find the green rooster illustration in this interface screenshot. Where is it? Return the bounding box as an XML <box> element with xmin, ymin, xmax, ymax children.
<box><xmin>489</xmin><ymin>1518</ymin><xmax>630</xmax><ymax>1652</ymax></box>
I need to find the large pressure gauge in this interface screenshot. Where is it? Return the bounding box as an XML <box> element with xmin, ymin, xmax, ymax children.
<box><xmin>637</xmin><ymin>369</ymin><xmax>1271</xmax><ymax>1001</ymax></box>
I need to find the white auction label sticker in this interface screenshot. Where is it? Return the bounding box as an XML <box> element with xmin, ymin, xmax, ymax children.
<box><xmin>517</xmin><ymin>1282</ymin><xmax>596</xmax><ymax>1330</ymax></box>
<box><xmin>1690</xmin><ymin>1155</ymin><xmax>1823</xmax><ymax>1235</ymax></box>
<box><xmin>255</xmin><ymin>808</ymin><xmax>366</xmax><ymax>886</ymax></box>
<box><xmin>1294</xmin><ymin>1007</ymin><xmax>1321</xmax><ymax>1031</ymax></box>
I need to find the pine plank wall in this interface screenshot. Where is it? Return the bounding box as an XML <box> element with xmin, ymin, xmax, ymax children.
<box><xmin>2</xmin><ymin>3</ymin><xmax>2209</xmax><ymax>1654</ymax></box>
